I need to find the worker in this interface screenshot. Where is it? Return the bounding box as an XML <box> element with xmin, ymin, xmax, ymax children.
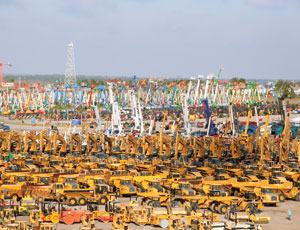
<box><xmin>257</xmin><ymin>225</ymin><xmax>262</xmax><ymax>230</ymax></box>
<box><xmin>288</xmin><ymin>209</ymin><xmax>292</xmax><ymax>221</ymax></box>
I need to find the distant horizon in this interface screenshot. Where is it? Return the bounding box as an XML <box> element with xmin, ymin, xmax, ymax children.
<box><xmin>3</xmin><ymin>73</ymin><xmax>300</xmax><ymax>82</ymax></box>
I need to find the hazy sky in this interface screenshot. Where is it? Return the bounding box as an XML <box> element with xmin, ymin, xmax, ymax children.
<box><xmin>0</xmin><ymin>0</ymin><xmax>299</xmax><ymax>79</ymax></box>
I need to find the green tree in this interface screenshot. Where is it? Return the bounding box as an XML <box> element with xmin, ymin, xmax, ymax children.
<box><xmin>239</xmin><ymin>78</ymin><xmax>246</xmax><ymax>83</ymax></box>
<box><xmin>230</xmin><ymin>77</ymin><xmax>245</xmax><ymax>84</ymax></box>
<box><xmin>275</xmin><ymin>80</ymin><xmax>296</xmax><ymax>99</ymax></box>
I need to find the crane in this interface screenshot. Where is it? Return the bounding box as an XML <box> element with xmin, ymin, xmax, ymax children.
<box><xmin>202</xmin><ymin>99</ymin><xmax>218</xmax><ymax>135</ymax></box>
<box><xmin>0</xmin><ymin>58</ymin><xmax>12</xmax><ymax>85</ymax></box>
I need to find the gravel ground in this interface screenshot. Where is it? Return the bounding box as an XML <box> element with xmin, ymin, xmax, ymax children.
<box><xmin>15</xmin><ymin>199</ymin><xmax>300</xmax><ymax>230</ymax></box>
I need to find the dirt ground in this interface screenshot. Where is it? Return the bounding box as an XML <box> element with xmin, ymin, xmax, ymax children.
<box><xmin>59</xmin><ymin>201</ymin><xmax>300</xmax><ymax>230</ymax></box>
<box><xmin>15</xmin><ymin>200</ymin><xmax>300</xmax><ymax>230</ymax></box>
<box><xmin>257</xmin><ymin>201</ymin><xmax>300</xmax><ymax>230</ymax></box>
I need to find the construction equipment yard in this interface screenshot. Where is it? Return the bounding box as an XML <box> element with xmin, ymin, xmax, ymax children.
<box><xmin>0</xmin><ymin>77</ymin><xmax>300</xmax><ymax>230</ymax></box>
<box><xmin>1</xmin><ymin>0</ymin><xmax>300</xmax><ymax>229</ymax></box>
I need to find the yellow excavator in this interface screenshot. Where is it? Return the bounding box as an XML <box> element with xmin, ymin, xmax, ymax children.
<box><xmin>2</xmin><ymin>93</ymin><xmax>10</xmax><ymax>115</ymax></box>
<box><xmin>53</xmin><ymin>132</ymin><xmax>67</xmax><ymax>156</ymax></box>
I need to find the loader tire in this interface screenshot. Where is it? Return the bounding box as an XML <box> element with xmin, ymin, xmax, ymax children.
<box><xmin>36</xmin><ymin>195</ymin><xmax>44</xmax><ymax>203</ymax></box>
<box><xmin>68</xmin><ymin>197</ymin><xmax>77</xmax><ymax>206</ymax></box>
<box><xmin>245</xmin><ymin>203</ymin><xmax>255</xmax><ymax>213</ymax></box>
<box><xmin>98</xmin><ymin>196</ymin><xmax>108</xmax><ymax>205</ymax></box>
<box><xmin>58</xmin><ymin>194</ymin><xmax>67</xmax><ymax>202</ymax></box>
<box><xmin>210</xmin><ymin>202</ymin><xmax>217</xmax><ymax>212</ymax></box>
<box><xmin>224</xmin><ymin>212</ymin><xmax>229</xmax><ymax>220</ymax></box>
<box><xmin>278</xmin><ymin>193</ymin><xmax>285</xmax><ymax>202</ymax></box>
<box><xmin>78</xmin><ymin>197</ymin><xmax>87</xmax><ymax>206</ymax></box>
<box><xmin>117</xmin><ymin>190</ymin><xmax>122</xmax><ymax>197</ymax></box>
<box><xmin>295</xmin><ymin>193</ymin><xmax>300</xmax><ymax>201</ymax></box>
<box><xmin>145</xmin><ymin>200</ymin><xmax>153</xmax><ymax>207</ymax></box>
<box><xmin>11</xmin><ymin>194</ymin><xmax>19</xmax><ymax>201</ymax></box>
<box><xmin>51</xmin><ymin>213</ymin><xmax>60</xmax><ymax>224</ymax></box>
<box><xmin>218</xmin><ymin>204</ymin><xmax>228</xmax><ymax>214</ymax></box>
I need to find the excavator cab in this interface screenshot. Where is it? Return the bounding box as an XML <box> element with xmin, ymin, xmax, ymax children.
<box><xmin>189</xmin><ymin>199</ymin><xmax>200</xmax><ymax>211</ymax></box>
<box><xmin>147</xmin><ymin>197</ymin><xmax>162</xmax><ymax>208</ymax></box>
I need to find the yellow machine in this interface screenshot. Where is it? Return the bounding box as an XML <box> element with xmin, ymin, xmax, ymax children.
<box><xmin>110</xmin><ymin>178</ymin><xmax>137</xmax><ymax>197</ymax></box>
<box><xmin>53</xmin><ymin>132</ymin><xmax>67</xmax><ymax>156</ymax></box>
<box><xmin>239</xmin><ymin>109</ymin><xmax>252</xmax><ymax>145</ymax></box>
<box><xmin>112</xmin><ymin>213</ymin><xmax>128</xmax><ymax>230</ymax></box>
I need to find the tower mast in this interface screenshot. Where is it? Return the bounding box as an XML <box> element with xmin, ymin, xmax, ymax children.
<box><xmin>64</xmin><ymin>41</ymin><xmax>76</xmax><ymax>86</ymax></box>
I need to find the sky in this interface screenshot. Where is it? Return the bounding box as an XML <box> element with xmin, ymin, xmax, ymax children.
<box><xmin>0</xmin><ymin>0</ymin><xmax>299</xmax><ymax>79</ymax></box>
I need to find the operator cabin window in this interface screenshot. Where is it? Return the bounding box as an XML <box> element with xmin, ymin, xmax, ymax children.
<box><xmin>41</xmin><ymin>177</ymin><xmax>50</xmax><ymax>184</ymax></box>
<box><xmin>56</xmin><ymin>184</ymin><xmax>64</xmax><ymax>189</ymax></box>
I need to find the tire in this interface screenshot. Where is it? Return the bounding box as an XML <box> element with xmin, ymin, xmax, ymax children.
<box><xmin>117</xmin><ymin>190</ymin><xmax>122</xmax><ymax>197</ymax></box>
<box><xmin>214</xmin><ymin>203</ymin><xmax>219</xmax><ymax>212</ymax></box>
<box><xmin>64</xmin><ymin>215</ymin><xmax>75</xmax><ymax>225</ymax></box>
<box><xmin>278</xmin><ymin>193</ymin><xmax>285</xmax><ymax>202</ymax></box>
<box><xmin>98</xmin><ymin>196</ymin><xmax>108</xmax><ymax>205</ymax></box>
<box><xmin>210</xmin><ymin>202</ymin><xmax>217</xmax><ymax>212</ymax></box>
<box><xmin>245</xmin><ymin>203</ymin><xmax>255</xmax><ymax>213</ymax></box>
<box><xmin>68</xmin><ymin>197</ymin><xmax>77</xmax><ymax>206</ymax></box>
<box><xmin>295</xmin><ymin>193</ymin><xmax>300</xmax><ymax>201</ymax></box>
<box><xmin>224</xmin><ymin>212</ymin><xmax>229</xmax><ymax>220</ymax></box>
<box><xmin>36</xmin><ymin>195</ymin><xmax>44</xmax><ymax>203</ymax></box>
<box><xmin>11</xmin><ymin>194</ymin><xmax>19</xmax><ymax>201</ymax></box>
<box><xmin>51</xmin><ymin>213</ymin><xmax>60</xmax><ymax>224</ymax></box>
<box><xmin>145</xmin><ymin>200</ymin><xmax>153</xmax><ymax>207</ymax></box>
<box><xmin>57</xmin><ymin>194</ymin><xmax>67</xmax><ymax>202</ymax></box>
<box><xmin>218</xmin><ymin>204</ymin><xmax>228</xmax><ymax>214</ymax></box>
<box><xmin>78</xmin><ymin>197</ymin><xmax>87</xmax><ymax>206</ymax></box>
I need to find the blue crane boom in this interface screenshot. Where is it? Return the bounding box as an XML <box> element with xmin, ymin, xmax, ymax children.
<box><xmin>202</xmin><ymin>99</ymin><xmax>218</xmax><ymax>135</ymax></box>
